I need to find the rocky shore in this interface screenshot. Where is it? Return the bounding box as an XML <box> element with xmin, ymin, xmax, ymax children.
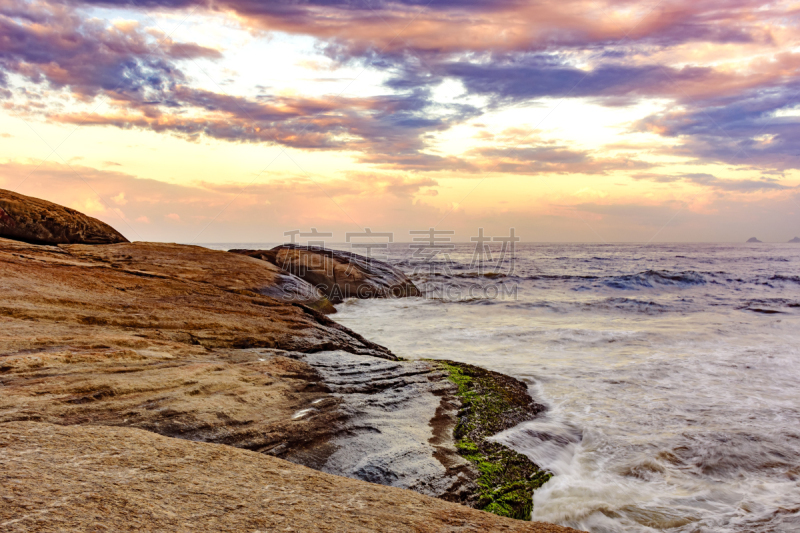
<box><xmin>0</xmin><ymin>190</ymin><xmax>578</xmax><ymax>532</ymax></box>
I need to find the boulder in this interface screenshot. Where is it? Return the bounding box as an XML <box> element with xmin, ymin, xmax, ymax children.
<box><xmin>0</xmin><ymin>188</ymin><xmax>129</xmax><ymax>245</ymax></box>
<box><xmin>64</xmin><ymin>241</ymin><xmax>335</xmax><ymax>313</ymax></box>
<box><xmin>232</xmin><ymin>244</ymin><xmax>421</xmax><ymax>304</ymax></box>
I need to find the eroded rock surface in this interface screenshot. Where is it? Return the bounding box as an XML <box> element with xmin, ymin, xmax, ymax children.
<box><xmin>438</xmin><ymin>361</ymin><xmax>552</xmax><ymax>520</ymax></box>
<box><xmin>65</xmin><ymin>241</ymin><xmax>335</xmax><ymax>312</ymax></box>
<box><xmin>232</xmin><ymin>244</ymin><xmax>420</xmax><ymax>303</ymax></box>
<box><xmin>0</xmin><ymin>422</ymin><xmax>581</xmax><ymax>533</ymax></box>
<box><xmin>0</xmin><ymin>188</ymin><xmax>129</xmax><ymax>245</ymax></box>
<box><xmin>0</xmin><ymin>238</ymin><xmax>395</xmax><ymax>452</ymax></box>
<box><xmin>284</xmin><ymin>351</ymin><xmax>478</xmax><ymax>503</ymax></box>
<box><xmin>0</xmin><ymin>238</ymin><xmax>380</xmax><ymax>356</ymax></box>
<box><xmin>0</xmin><ymin>233</ymin><xmax>570</xmax><ymax>529</ymax></box>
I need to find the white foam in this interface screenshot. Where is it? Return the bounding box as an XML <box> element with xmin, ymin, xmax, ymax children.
<box><xmin>331</xmin><ymin>243</ymin><xmax>800</xmax><ymax>532</ymax></box>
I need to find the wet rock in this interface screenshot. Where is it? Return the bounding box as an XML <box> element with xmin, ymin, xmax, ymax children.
<box><xmin>231</xmin><ymin>244</ymin><xmax>420</xmax><ymax>304</ymax></box>
<box><xmin>279</xmin><ymin>351</ymin><xmax>554</xmax><ymax>522</ymax></box>
<box><xmin>0</xmin><ymin>188</ymin><xmax>128</xmax><ymax>245</ymax></box>
<box><xmin>436</xmin><ymin>361</ymin><xmax>551</xmax><ymax>520</ymax></box>
<box><xmin>286</xmin><ymin>351</ymin><xmax>477</xmax><ymax>501</ymax></box>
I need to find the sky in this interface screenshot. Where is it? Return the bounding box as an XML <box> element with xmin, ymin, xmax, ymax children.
<box><xmin>1</xmin><ymin>0</ymin><xmax>799</xmax><ymax>243</ymax></box>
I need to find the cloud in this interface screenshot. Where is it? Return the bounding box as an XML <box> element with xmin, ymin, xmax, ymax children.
<box><xmin>0</xmin><ymin>0</ymin><xmax>220</xmax><ymax>102</ymax></box>
<box><xmin>3</xmin><ymin>0</ymin><xmax>800</xmax><ymax>174</ymax></box>
<box><xmin>40</xmin><ymin>85</ymin><xmax>480</xmax><ymax>171</ymax></box>
<box><xmin>471</xmin><ymin>145</ymin><xmax>654</xmax><ymax>175</ymax></box>
<box><xmin>632</xmin><ymin>172</ymin><xmax>795</xmax><ymax>192</ymax></box>
<box><xmin>635</xmin><ymin>78</ymin><xmax>800</xmax><ymax>170</ymax></box>
<box><xmin>75</xmin><ymin>0</ymin><xmax>781</xmax><ymax>57</ymax></box>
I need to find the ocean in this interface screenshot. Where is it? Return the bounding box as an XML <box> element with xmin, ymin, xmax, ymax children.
<box><xmin>211</xmin><ymin>242</ymin><xmax>800</xmax><ymax>532</ymax></box>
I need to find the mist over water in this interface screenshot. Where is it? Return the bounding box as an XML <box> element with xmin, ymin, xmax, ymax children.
<box><xmin>327</xmin><ymin>243</ymin><xmax>800</xmax><ymax>532</ymax></box>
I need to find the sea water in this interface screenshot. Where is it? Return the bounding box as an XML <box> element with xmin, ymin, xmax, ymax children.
<box><xmin>324</xmin><ymin>243</ymin><xmax>800</xmax><ymax>532</ymax></box>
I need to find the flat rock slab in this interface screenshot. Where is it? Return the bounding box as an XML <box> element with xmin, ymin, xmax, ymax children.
<box><xmin>0</xmin><ymin>421</ymin><xmax>583</xmax><ymax>533</ymax></box>
<box><xmin>65</xmin><ymin>240</ymin><xmax>334</xmax><ymax>311</ymax></box>
<box><xmin>288</xmin><ymin>351</ymin><xmax>476</xmax><ymax>501</ymax></box>
<box><xmin>0</xmin><ymin>238</ymin><xmax>396</xmax><ymax>457</ymax></box>
<box><xmin>0</xmin><ymin>188</ymin><xmax>129</xmax><ymax>245</ymax></box>
<box><xmin>0</xmin><ymin>238</ymin><xmax>385</xmax><ymax>356</ymax></box>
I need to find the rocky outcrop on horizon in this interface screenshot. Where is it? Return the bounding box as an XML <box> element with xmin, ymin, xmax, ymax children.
<box><xmin>746</xmin><ymin>237</ymin><xmax>763</xmax><ymax>243</ymax></box>
<box><xmin>0</xmin><ymin>189</ymin><xmax>129</xmax><ymax>245</ymax></box>
<box><xmin>790</xmin><ymin>236</ymin><xmax>800</xmax><ymax>243</ymax></box>
<box><xmin>232</xmin><ymin>244</ymin><xmax>421</xmax><ymax>303</ymax></box>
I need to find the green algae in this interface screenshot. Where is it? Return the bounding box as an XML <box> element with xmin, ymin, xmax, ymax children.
<box><xmin>437</xmin><ymin>360</ymin><xmax>552</xmax><ymax>521</ymax></box>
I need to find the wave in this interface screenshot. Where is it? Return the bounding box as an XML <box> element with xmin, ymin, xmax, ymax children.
<box><xmin>769</xmin><ymin>274</ymin><xmax>800</xmax><ymax>284</ymax></box>
<box><xmin>602</xmin><ymin>270</ymin><xmax>707</xmax><ymax>290</ymax></box>
<box><xmin>509</xmin><ymin>297</ymin><xmax>673</xmax><ymax>314</ymax></box>
<box><xmin>737</xmin><ymin>298</ymin><xmax>800</xmax><ymax>314</ymax></box>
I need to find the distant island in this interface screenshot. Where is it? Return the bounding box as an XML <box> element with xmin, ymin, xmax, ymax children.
<box><xmin>790</xmin><ymin>237</ymin><xmax>800</xmax><ymax>243</ymax></box>
<box><xmin>747</xmin><ymin>237</ymin><xmax>763</xmax><ymax>243</ymax></box>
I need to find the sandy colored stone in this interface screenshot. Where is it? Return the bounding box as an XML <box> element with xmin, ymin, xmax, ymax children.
<box><xmin>0</xmin><ymin>234</ymin><xmax>575</xmax><ymax>530</ymax></box>
<box><xmin>233</xmin><ymin>244</ymin><xmax>420</xmax><ymax>303</ymax></box>
<box><xmin>0</xmin><ymin>422</ymin><xmax>582</xmax><ymax>533</ymax></box>
<box><xmin>0</xmin><ymin>237</ymin><xmax>391</xmax><ymax>453</ymax></box>
<box><xmin>64</xmin><ymin>241</ymin><xmax>335</xmax><ymax>311</ymax></box>
<box><xmin>0</xmin><ymin>189</ymin><xmax>129</xmax><ymax>245</ymax></box>
<box><xmin>0</xmin><ymin>238</ymin><xmax>386</xmax><ymax>356</ymax></box>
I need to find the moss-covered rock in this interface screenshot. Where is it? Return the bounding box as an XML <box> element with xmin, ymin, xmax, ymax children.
<box><xmin>437</xmin><ymin>360</ymin><xmax>552</xmax><ymax>521</ymax></box>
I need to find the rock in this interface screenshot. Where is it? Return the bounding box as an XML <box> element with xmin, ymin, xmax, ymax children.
<box><xmin>65</xmin><ymin>241</ymin><xmax>336</xmax><ymax>313</ymax></box>
<box><xmin>0</xmin><ymin>188</ymin><xmax>128</xmax><ymax>245</ymax></box>
<box><xmin>746</xmin><ymin>237</ymin><xmax>762</xmax><ymax>243</ymax></box>
<box><xmin>0</xmin><ymin>422</ymin><xmax>582</xmax><ymax>533</ymax></box>
<box><xmin>0</xmin><ymin>238</ymin><xmax>376</xmax><ymax>356</ymax></box>
<box><xmin>231</xmin><ymin>244</ymin><xmax>421</xmax><ymax>304</ymax></box>
<box><xmin>287</xmin><ymin>351</ymin><xmax>477</xmax><ymax>501</ymax></box>
<box><xmin>0</xmin><ymin>237</ymin><xmax>394</xmax><ymax>451</ymax></box>
<box><xmin>279</xmin><ymin>352</ymin><xmax>553</xmax><ymax>521</ymax></box>
<box><xmin>436</xmin><ymin>361</ymin><xmax>551</xmax><ymax>520</ymax></box>
<box><xmin>789</xmin><ymin>237</ymin><xmax>800</xmax><ymax>243</ymax></box>
<box><xmin>0</xmin><ymin>236</ymin><xmax>567</xmax><ymax>527</ymax></box>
